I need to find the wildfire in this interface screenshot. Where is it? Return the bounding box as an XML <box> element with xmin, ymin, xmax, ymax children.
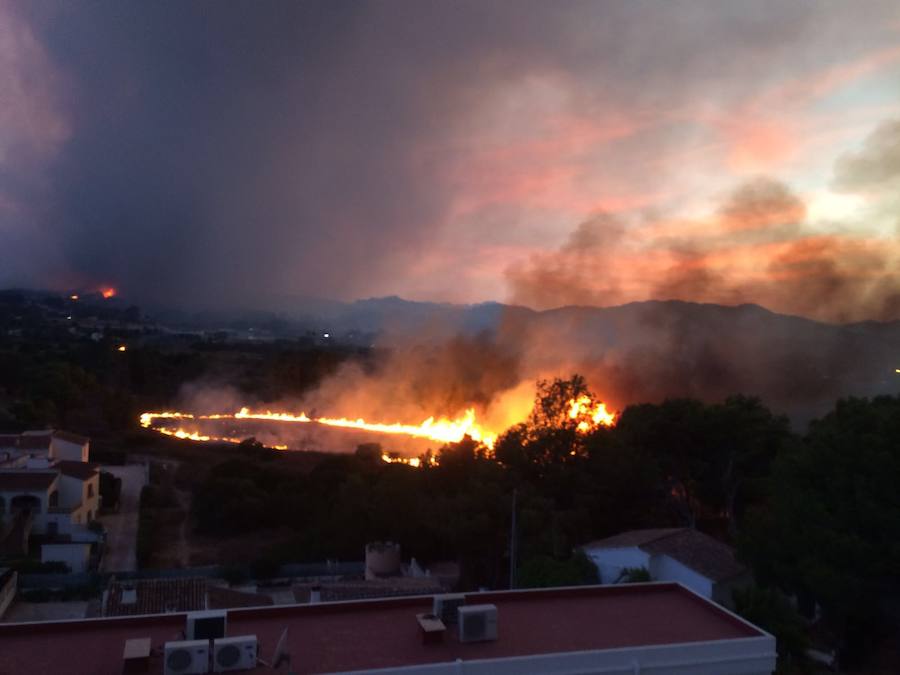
<box><xmin>101</xmin><ymin>287</ymin><xmax>116</xmax><ymax>299</ymax></box>
<box><xmin>139</xmin><ymin>394</ymin><xmax>617</xmax><ymax>459</ymax></box>
<box><xmin>568</xmin><ymin>394</ymin><xmax>616</xmax><ymax>431</ymax></box>
<box><xmin>140</xmin><ymin>406</ymin><xmax>500</xmax><ymax>451</ymax></box>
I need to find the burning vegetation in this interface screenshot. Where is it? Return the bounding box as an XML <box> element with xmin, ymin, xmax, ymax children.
<box><xmin>138</xmin><ymin>379</ymin><xmax>617</xmax><ymax>462</ymax></box>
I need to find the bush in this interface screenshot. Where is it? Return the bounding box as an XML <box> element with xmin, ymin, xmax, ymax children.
<box><xmin>616</xmin><ymin>566</ymin><xmax>651</xmax><ymax>583</ymax></box>
<box><xmin>99</xmin><ymin>471</ymin><xmax>122</xmax><ymax>511</ymax></box>
<box><xmin>733</xmin><ymin>585</ymin><xmax>809</xmax><ymax>672</ymax></box>
<box><xmin>517</xmin><ymin>551</ymin><xmax>599</xmax><ymax>589</ymax></box>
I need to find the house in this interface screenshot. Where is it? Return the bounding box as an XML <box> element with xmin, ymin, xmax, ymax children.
<box><xmin>0</xmin><ymin>583</ymin><xmax>776</xmax><ymax>674</ymax></box>
<box><xmin>0</xmin><ymin>430</ymin><xmax>90</xmax><ymax>464</ymax></box>
<box><xmin>582</xmin><ymin>528</ymin><xmax>752</xmax><ymax>608</ymax></box>
<box><xmin>0</xmin><ymin>432</ymin><xmax>101</xmax><ymax>573</ymax></box>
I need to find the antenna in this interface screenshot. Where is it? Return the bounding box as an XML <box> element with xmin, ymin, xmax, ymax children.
<box><xmin>271</xmin><ymin>627</ymin><xmax>290</xmax><ymax>670</ymax></box>
<box><xmin>509</xmin><ymin>488</ymin><xmax>518</xmax><ymax>589</ymax></box>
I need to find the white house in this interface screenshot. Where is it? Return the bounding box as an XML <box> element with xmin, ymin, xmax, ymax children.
<box><xmin>49</xmin><ymin>431</ymin><xmax>90</xmax><ymax>463</ymax></box>
<box><xmin>582</xmin><ymin>528</ymin><xmax>752</xmax><ymax>608</ymax></box>
<box><xmin>0</xmin><ymin>459</ymin><xmax>101</xmax><ymax>572</ymax></box>
<box><xmin>0</xmin><ymin>430</ymin><xmax>90</xmax><ymax>464</ymax></box>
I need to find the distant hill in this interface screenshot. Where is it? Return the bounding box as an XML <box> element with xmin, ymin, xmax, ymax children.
<box><xmin>303</xmin><ymin>296</ymin><xmax>899</xmax><ymax>426</ymax></box>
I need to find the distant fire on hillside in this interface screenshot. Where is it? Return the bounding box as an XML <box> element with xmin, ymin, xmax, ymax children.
<box><xmin>138</xmin><ymin>395</ymin><xmax>617</xmax><ymax>461</ymax></box>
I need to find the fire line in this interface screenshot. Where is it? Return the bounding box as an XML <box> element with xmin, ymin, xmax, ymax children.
<box><xmin>139</xmin><ymin>397</ymin><xmax>616</xmax><ymax>458</ymax></box>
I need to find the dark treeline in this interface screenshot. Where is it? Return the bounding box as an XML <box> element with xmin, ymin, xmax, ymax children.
<box><xmin>0</xmin><ymin>290</ymin><xmax>367</xmax><ymax>434</ymax></box>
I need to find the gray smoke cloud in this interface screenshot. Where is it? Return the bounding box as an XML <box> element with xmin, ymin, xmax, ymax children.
<box><xmin>2</xmin><ymin>1</ymin><xmax>898</xmax><ymax>313</ymax></box>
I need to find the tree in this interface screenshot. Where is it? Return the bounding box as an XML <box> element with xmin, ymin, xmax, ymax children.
<box><xmin>495</xmin><ymin>375</ymin><xmax>594</xmax><ymax>473</ymax></box>
<box><xmin>741</xmin><ymin>395</ymin><xmax>900</xmax><ymax>666</ymax></box>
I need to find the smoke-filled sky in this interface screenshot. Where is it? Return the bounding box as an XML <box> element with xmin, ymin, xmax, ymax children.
<box><xmin>2</xmin><ymin>0</ymin><xmax>900</xmax><ymax>321</ymax></box>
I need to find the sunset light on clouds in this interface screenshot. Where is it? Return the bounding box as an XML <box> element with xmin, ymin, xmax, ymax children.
<box><xmin>0</xmin><ymin>0</ymin><xmax>898</xmax><ymax>320</ymax></box>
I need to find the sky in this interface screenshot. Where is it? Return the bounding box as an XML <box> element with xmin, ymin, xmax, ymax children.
<box><xmin>2</xmin><ymin>0</ymin><xmax>900</xmax><ymax>321</ymax></box>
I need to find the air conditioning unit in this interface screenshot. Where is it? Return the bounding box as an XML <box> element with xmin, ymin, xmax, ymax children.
<box><xmin>164</xmin><ymin>639</ymin><xmax>210</xmax><ymax>675</ymax></box>
<box><xmin>213</xmin><ymin>635</ymin><xmax>258</xmax><ymax>672</ymax></box>
<box><xmin>458</xmin><ymin>603</ymin><xmax>498</xmax><ymax>643</ymax></box>
<box><xmin>186</xmin><ymin>609</ymin><xmax>227</xmax><ymax>641</ymax></box>
<box><xmin>432</xmin><ymin>593</ymin><xmax>466</xmax><ymax>625</ymax></box>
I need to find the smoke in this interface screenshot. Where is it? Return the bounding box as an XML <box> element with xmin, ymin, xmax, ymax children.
<box><xmin>507</xmin><ymin>167</ymin><xmax>900</xmax><ymax>323</ymax></box>
<box><xmin>3</xmin><ymin>1</ymin><xmax>899</xmax><ymax>309</ymax></box>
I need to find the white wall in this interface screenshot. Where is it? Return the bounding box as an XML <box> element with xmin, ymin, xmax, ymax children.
<box><xmin>51</xmin><ymin>438</ymin><xmax>89</xmax><ymax>462</ymax></box>
<box><xmin>651</xmin><ymin>555</ymin><xmax>714</xmax><ymax>600</ymax></box>
<box><xmin>583</xmin><ymin>547</ymin><xmax>651</xmax><ymax>584</ymax></box>
<box><xmin>41</xmin><ymin>542</ymin><xmax>92</xmax><ymax>573</ymax></box>
<box><xmin>57</xmin><ymin>474</ymin><xmax>85</xmax><ymax>508</ymax></box>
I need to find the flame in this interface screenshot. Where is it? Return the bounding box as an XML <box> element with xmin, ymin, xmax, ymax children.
<box><xmin>117</xmin><ymin>345</ymin><xmax>127</xmax><ymax>352</ymax></box>
<box><xmin>69</xmin><ymin>294</ymin><xmax>79</xmax><ymax>301</ymax></box>
<box><xmin>568</xmin><ymin>394</ymin><xmax>616</xmax><ymax>431</ymax></box>
<box><xmin>139</xmin><ymin>394</ymin><xmax>617</xmax><ymax>458</ymax></box>
<box><xmin>140</xmin><ymin>406</ymin><xmax>499</xmax><ymax>450</ymax></box>
<box><xmin>101</xmin><ymin>287</ymin><xmax>116</xmax><ymax>299</ymax></box>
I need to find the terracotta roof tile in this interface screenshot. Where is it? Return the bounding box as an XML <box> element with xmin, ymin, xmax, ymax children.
<box><xmin>105</xmin><ymin>578</ymin><xmax>207</xmax><ymax>617</ymax></box>
<box><xmin>641</xmin><ymin>529</ymin><xmax>747</xmax><ymax>582</ymax></box>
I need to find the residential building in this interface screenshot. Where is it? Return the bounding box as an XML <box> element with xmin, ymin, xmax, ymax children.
<box><xmin>0</xmin><ymin>582</ymin><xmax>776</xmax><ymax>674</ymax></box>
<box><xmin>0</xmin><ymin>430</ymin><xmax>100</xmax><ymax>573</ymax></box>
<box><xmin>582</xmin><ymin>527</ymin><xmax>752</xmax><ymax>607</ymax></box>
<box><xmin>0</xmin><ymin>429</ymin><xmax>90</xmax><ymax>464</ymax></box>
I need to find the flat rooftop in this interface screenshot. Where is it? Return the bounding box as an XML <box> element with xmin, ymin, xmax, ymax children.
<box><xmin>0</xmin><ymin>583</ymin><xmax>767</xmax><ymax>674</ymax></box>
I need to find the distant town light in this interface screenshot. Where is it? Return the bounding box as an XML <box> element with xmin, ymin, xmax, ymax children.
<box><xmin>67</xmin><ymin>316</ymin><xmax>72</xmax><ymax>320</ymax></box>
<box><xmin>69</xmin><ymin>294</ymin><xmax>79</xmax><ymax>301</ymax></box>
<box><xmin>117</xmin><ymin>345</ymin><xmax>127</xmax><ymax>352</ymax></box>
<box><xmin>323</xmin><ymin>333</ymin><xmax>330</xmax><ymax>338</ymax></box>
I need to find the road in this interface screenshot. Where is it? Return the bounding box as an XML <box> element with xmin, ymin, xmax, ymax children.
<box><xmin>98</xmin><ymin>463</ymin><xmax>147</xmax><ymax>572</ymax></box>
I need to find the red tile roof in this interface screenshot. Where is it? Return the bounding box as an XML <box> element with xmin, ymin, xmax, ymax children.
<box><xmin>641</xmin><ymin>529</ymin><xmax>748</xmax><ymax>582</ymax></box>
<box><xmin>105</xmin><ymin>578</ymin><xmax>208</xmax><ymax>617</ymax></box>
<box><xmin>55</xmin><ymin>460</ymin><xmax>100</xmax><ymax>481</ymax></box>
<box><xmin>584</xmin><ymin>528</ymin><xmax>747</xmax><ymax>582</ymax></box>
<box><xmin>0</xmin><ymin>472</ymin><xmax>57</xmax><ymax>492</ymax></box>
<box><xmin>105</xmin><ymin>579</ymin><xmax>275</xmax><ymax>617</ymax></box>
<box><xmin>0</xmin><ymin>583</ymin><xmax>766</xmax><ymax>675</ymax></box>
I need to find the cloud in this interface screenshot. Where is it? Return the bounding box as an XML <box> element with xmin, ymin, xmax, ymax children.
<box><xmin>507</xmin><ymin>169</ymin><xmax>900</xmax><ymax>322</ymax></box>
<box><xmin>1</xmin><ymin>1</ymin><xmax>898</xmax><ymax>315</ymax></box>
<box><xmin>832</xmin><ymin>118</ymin><xmax>900</xmax><ymax>191</ymax></box>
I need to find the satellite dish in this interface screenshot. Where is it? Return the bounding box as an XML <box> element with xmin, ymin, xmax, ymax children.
<box><xmin>272</xmin><ymin>627</ymin><xmax>290</xmax><ymax>669</ymax></box>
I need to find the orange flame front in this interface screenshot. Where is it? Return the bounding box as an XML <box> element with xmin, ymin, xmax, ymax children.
<box><xmin>567</xmin><ymin>394</ymin><xmax>616</xmax><ymax>431</ymax></box>
<box><xmin>139</xmin><ymin>394</ymin><xmax>617</xmax><ymax>462</ymax></box>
